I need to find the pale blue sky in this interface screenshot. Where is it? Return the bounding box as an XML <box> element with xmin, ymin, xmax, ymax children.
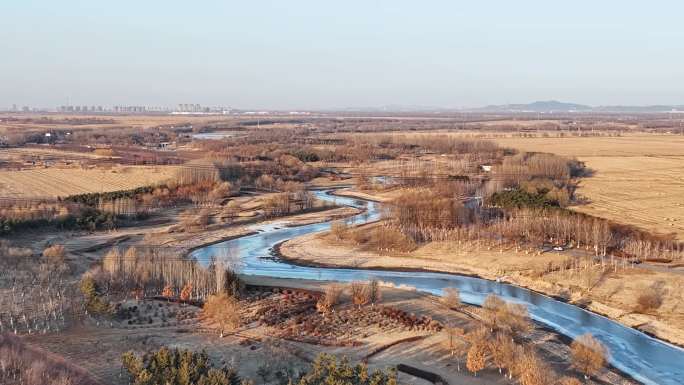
<box><xmin>2</xmin><ymin>1</ymin><xmax>683</xmax><ymax>109</ymax></box>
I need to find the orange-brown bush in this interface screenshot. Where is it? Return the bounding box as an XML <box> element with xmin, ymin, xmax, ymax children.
<box><xmin>350</xmin><ymin>280</ymin><xmax>381</xmax><ymax>307</ymax></box>
<box><xmin>635</xmin><ymin>284</ymin><xmax>664</xmax><ymax>313</ymax></box>
<box><xmin>481</xmin><ymin>294</ymin><xmax>532</xmax><ymax>338</ymax></box>
<box><xmin>179</xmin><ymin>209</ymin><xmax>211</xmax><ymax>231</ymax></box>
<box><xmin>441</xmin><ymin>287</ymin><xmax>461</xmax><ymax>309</ymax></box>
<box><xmin>330</xmin><ymin>220</ymin><xmax>349</xmax><ymax>240</ymax></box>
<box><xmin>515</xmin><ymin>348</ymin><xmax>555</xmax><ymax>385</ymax></box>
<box><xmin>42</xmin><ymin>244</ymin><xmax>66</xmax><ymax>264</ymax></box>
<box><xmin>570</xmin><ymin>333</ymin><xmax>607</xmax><ymax>379</ymax></box>
<box><xmin>203</xmin><ymin>292</ymin><xmax>241</xmax><ymax>337</ymax></box>
<box><xmin>488</xmin><ymin>333</ymin><xmax>516</xmax><ymax>376</ymax></box>
<box><xmin>316</xmin><ymin>284</ymin><xmax>343</xmax><ymax>313</ymax></box>
<box><xmin>466</xmin><ymin>339</ymin><xmax>487</xmax><ymax>375</ymax></box>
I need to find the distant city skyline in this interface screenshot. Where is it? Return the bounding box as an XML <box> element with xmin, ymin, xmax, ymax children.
<box><xmin>5</xmin><ymin>100</ymin><xmax>684</xmax><ymax>114</ymax></box>
<box><xmin>2</xmin><ymin>1</ymin><xmax>684</xmax><ymax>109</ymax></box>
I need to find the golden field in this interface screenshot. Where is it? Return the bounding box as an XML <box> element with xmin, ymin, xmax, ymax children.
<box><xmin>494</xmin><ymin>134</ymin><xmax>684</xmax><ymax>239</ymax></box>
<box><xmin>0</xmin><ymin>165</ymin><xmax>178</xmax><ymax>198</ymax></box>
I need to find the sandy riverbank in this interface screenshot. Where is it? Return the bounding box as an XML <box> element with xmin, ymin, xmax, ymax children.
<box><xmin>279</xmin><ymin>226</ymin><xmax>684</xmax><ymax>347</ymax></box>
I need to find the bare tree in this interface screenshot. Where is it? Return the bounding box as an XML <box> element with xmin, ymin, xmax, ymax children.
<box><xmin>481</xmin><ymin>295</ymin><xmax>531</xmax><ymax>339</ymax></box>
<box><xmin>330</xmin><ymin>221</ymin><xmax>349</xmax><ymax>240</ymax></box>
<box><xmin>350</xmin><ymin>282</ymin><xmax>369</xmax><ymax>308</ymax></box>
<box><xmin>499</xmin><ymin>303</ymin><xmax>532</xmax><ymax>339</ymax></box>
<box><xmin>481</xmin><ymin>294</ymin><xmax>505</xmax><ymax>331</ymax></box>
<box><xmin>466</xmin><ymin>342</ymin><xmax>487</xmax><ymax>376</ymax></box>
<box><xmin>316</xmin><ymin>284</ymin><xmax>343</xmax><ymax>313</ymax></box>
<box><xmin>570</xmin><ymin>333</ymin><xmax>607</xmax><ymax>380</ymax></box>
<box><xmin>442</xmin><ymin>287</ymin><xmax>461</xmax><ymax>309</ymax></box>
<box><xmin>367</xmin><ymin>279</ymin><xmax>381</xmax><ymax>306</ymax></box>
<box><xmin>488</xmin><ymin>333</ymin><xmax>516</xmax><ymax>377</ymax></box>
<box><xmin>203</xmin><ymin>293</ymin><xmax>241</xmax><ymax>338</ymax></box>
<box><xmin>516</xmin><ymin>348</ymin><xmax>555</xmax><ymax>385</ymax></box>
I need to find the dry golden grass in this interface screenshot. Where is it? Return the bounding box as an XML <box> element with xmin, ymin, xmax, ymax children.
<box><xmin>283</xmin><ymin>228</ymin><xmax>684</xmax><ymax>345</ymax></box>
<box><xmin>0</xmin><ymin>147</ymin><xmax>109</xmax><ymax>162</ymax></box>
<box><xmin>494</xmin><ymin>134</ymin><xmax>684</xmax><ymax>239</ymax></box>
<box><xmin>0</xmin><ymin>166</ymin><xmax>178</xmax><ymax>198</ymax></box>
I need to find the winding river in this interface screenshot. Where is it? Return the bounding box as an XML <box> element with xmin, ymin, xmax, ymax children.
<box><xmin>190</xmin><ymin>190</ymin><xmax>684</xmax><ymax>385</ymax></box>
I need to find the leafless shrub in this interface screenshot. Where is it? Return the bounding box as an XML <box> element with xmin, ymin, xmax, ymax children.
<box><xmin>0</xmin><ymin>240</ymin><xmax>32</xmax><ymax>258</ymax></box>
<box><xmin>208</xmin><ymin>181</ymin><xmax>234</xmax><ymax>203</ymax></box>
<box><xmin>330</xmin><ymin>221</ymin><xmax>349</xmax><ymax>240</ymax></box>
<box><xmin>441</xmin><ymin>287</ymin><xmax>461</xmax><ymax>309</ymax></box>
<box><xmin>488</xmin><ymin>333</ymin><xmax>516</xmax><ymax>377</ymax></box>
<box><xmin>203</xmin><ymin>292</ymin><xmax>241</xmax><ymax>337</ymax></box>
<box><xmin>42</xmin><ymin>244</ymin><xmax>65</xmax><ymax>260</ymax></box>
<box><xmin>480</xmin><ymin>294</ymin><xmax>532</xmax><ymax>338</ymax></box>
<box><xmin>570</xmin><ymin>333</ymin><xmax>607</xmax><ymax>379</ymax></box>
<box><xmin>481</xmin><ymin>294</ymin><xmax>506</xmax><ymax>329</ymax></box>
<box><xmin>466</xmin><ymin>338</ymin><xmax>487</xmax><ymax>376</ymax></box>
<box><xmin>316</xmin><ymin>284</ymin><xmax>343</xmax><ymax>313</ymax></box>
<box><xmin>350</xmin><ymin>280</ymin><xmax>381</xmax><ymax>308</ymax></box>
<box><xmin>515</xmin><ymin>348</ymin><xmax>555</xmax><ymax>385</ymax></box>
<box><xmin>367</xmin><ymin>279</ymin><xmax>381</xmax><ymax>305</ymax></box>
<box><xmin>558</xmin><ymin>377</ymin><xmax>582</xmax><ymax>385</ymax></box>
<box><xmin>221</xmin><ymin>200</ymin><xmax>241</xmax><ymax>222</ymax></box>
<box><xmin>635</xmin><ymin>283</ymin><xmax>664</xmax><ymax>313</ymax></box>
<box><xmin>42</xmin><ymin>245</ymin><xmax>66</xmax><ymax>268</ymax></box>
<box><xmin>180</xmin><ymin>209</ymin><xmax>211</xmax><ymax>230</ymax></box>
<box><xmin>442</xmin><ymin>324</ymin><xmax>466</xmax><ymax>356</ymax></box>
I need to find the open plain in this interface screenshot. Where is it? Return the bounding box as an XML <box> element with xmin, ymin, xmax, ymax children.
<box><xmin>494</xmin><ymin>134</ymin><xmax>684</xmax><ymax>239</ymax></box>
<box><xmin>0</xmin><ymin>165</ymin><xmax>179</xmax><ymax>198</ymax></box>
<box><xmin>2</xmin><ymin>113</ymin><xmax>683</xmax><ymax>385</ymax></box>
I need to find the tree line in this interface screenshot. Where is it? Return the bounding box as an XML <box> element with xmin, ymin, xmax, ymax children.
<box><xmin>381</xmin><ymin>150</ymin><xmax>683</xmax><ymax>263</ymax></box>
<box><xmin>89</xmin><ymin>247</ymin><xmax>243</xmax><ymax>305</ymax></box>
<box><xmin>442</xmin><ymin>290</ymin><xmax>607</xmax><ymax>384</ymax></box>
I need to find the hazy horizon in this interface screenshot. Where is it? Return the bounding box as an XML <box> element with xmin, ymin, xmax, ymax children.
<box><xmin>2</xmin><ymin>1</ymin><xmax>683</xmax><ymax>110</ymax></box>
